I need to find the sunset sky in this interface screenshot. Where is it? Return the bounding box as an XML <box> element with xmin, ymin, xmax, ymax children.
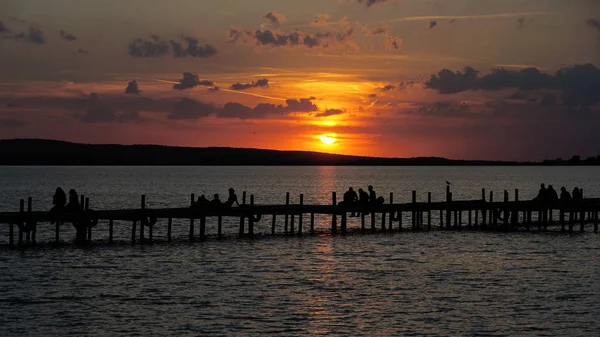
<box><xmin>1</xmin><ymin>0</ymin><xmax>599</xmax><ymax>161</ymax></box>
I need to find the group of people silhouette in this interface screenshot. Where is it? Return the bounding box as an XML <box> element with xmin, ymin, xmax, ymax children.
<box><xmin>534</xmin><ymin>183</ymin><xmax>583</xmax><ymax>206</ymax></box>
<box><xmin>50</xmin><ymin>187</ymin><xmax>82</xmax><ymax>215</ymax></box>
<box><xmin>191</xmin><ymin>188</ymin><xmax>240</xmax><ymax>209</ymax></box>
<box><xmin>341</xmin><ymin>185</ymin><xmax>385</xmax><ymax>217</ymax></box>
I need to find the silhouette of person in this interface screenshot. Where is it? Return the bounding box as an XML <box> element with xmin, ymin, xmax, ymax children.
<box><xmin>368</xmin><ymin>185</ymin><xmax>377</xmax><ymax>205</ymax></box>
<box><xmin>358</xmin><ymin>188</ymin><xmax>369</xmax><ymax>216</ymax></box>
<box><xmin>559</xmin><ymin>187</ymin><xmax>572</xmax><ymax>204</ymax></box>
<box><xmin>534</xmin><ymin>183</ymin><xmax>547</xmax><ymax>205</ymax></box>
<box><xmin>572</xmin><ymin>187</ymin><xmax>582</xmax><ymax>202</ymax></box>
<box><xmin>224</xmin><ymin>188</ymin><xmax>240</xmax><ymax>207</ymax></box>
<box><xmin>547</xmin><ymin>185</ymin><xmax>558</xmax><ymax>206</ymax></box>
<box><xmin>192</xmin><ymin>194</ymin><xmax>209</xmax><ymax>208</ymax></box>
<box><xmin>50</xmin><ymin>187</ymin><xmax>67</xmax><ymax>224</ymax></box>
<box><xmin>66</xmin><ymin>189</ymin><xmax>81</xmax><ymax>212</ymax></box>
<box><xmin>343</xmin><ymin>187</ymin><xmax>358</xmax><ymax>217</ymax></box>
<box><xmin>211</xmin><ymin>193</ymin><xmax>222</xmax><ymax>206</ymax></box>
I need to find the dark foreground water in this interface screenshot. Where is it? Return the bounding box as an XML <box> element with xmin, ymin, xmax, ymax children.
<box><xmin>1</xmin><ymin>166</ymin><xmax>599</xmax><ymax>336</ymax></box>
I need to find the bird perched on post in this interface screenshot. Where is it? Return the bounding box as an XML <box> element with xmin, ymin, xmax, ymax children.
<box><xmin>446</xmin><ymin>181</ymin><xmax>451</xmax><ymax>185</ymax></box>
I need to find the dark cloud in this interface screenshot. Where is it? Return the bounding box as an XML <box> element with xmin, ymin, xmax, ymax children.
<box><xmin>79</xmin><ymin>93</ymin><xmax>143</xmax><ymax>123</ymax></box>
<box><xmin>228</xmin><ymin>23</ymin><xmax>356</xmax><ymax>49</ymax></box>
<box><xmin>170</xmin><ymin>36</ymin><xmax>217</xmax><ymax>58</ymax></box>
<box><xmin>367</xmin><ymin>26</ymin><xmax>387</xmax><ymax>36</ymax></box>
<box><xmin>169</xmin><ymin>98</ymin><xmax>218</xmax><ymax>120</ymax></box>
<box><xmin>218</xmin><ymin>98</ymin><xmax>318</xmax><ymax>119</ymax></box>
<box><xmin>587</xmin><ymin>19</ymin><xmax>600</xmax><ymax>32</ymax></box>
<box><xmin>425</xmin><ymin>64</ymin><xmax>600</xmax><ymax>107</ymax></box>
<box><xmin>173</xmin><ymin>72</ymin><xmax>214</xmax><ymax>91</ymax></box>
<box><xmin>14</xmin><ymin>26</ymin><xmax>45</xmax><ymax>44</ymax></box>
<box><xmin>311</xmin><ymin>13</ymin><xmax>331</xmax><ymax>27</ymax></box>
<box><xmin>60</xmin><ymin>30</ymin><xmax>77</xmax><ymax>41</ymax></box>
<box><xmin>264</xmin><ymin>12</ymin><xmax>286</xmax><ymax>25</ymax></box>
<box><xmin>385</xmin><ymin>35</ymin><xmax>403</xmax><ymax>51</ymax></box>
<box><xmin>429</xmin><ymin>21</ymin><xmax>438</xmax><ymax>29</ymax></box>
<box><xmin>314</xmin><ymin>109</ymin><xmax>344</xmax><ymax>117</ymax></box>
<box><xmin>0</xmin><ymin>119</ymin><xmax>27</xmax><ymax>128</ymax></box>
<box><xmin>128</xmin><ymin>35</ymin><xmax>217</xmax><ymax>58</ymax></box>
<box><xmin>380</xmin><ymin>85</ymin><xmax>396</xmax><ymax>92</ymax></box>
<box><xmin>357</xmin><ymin>0</ymin><xmax>393</xmax><ymax>7</ymax></box>
<box><xmin>368</xmin><ymin>94</ymin><xmax>377</xmax><ymax>98</ymax></box>
<box><xmin>125</xmin><ymin>80</ymin><xmax>141</xmax><ymax>95</ymax></box>
<box><xmin>397</xmin><ymin>81</ymin><xmax>415</xmax><ymax>90</ymax></box>
<box><xmin>231</xmin><ymin>78</ymin><xmax>269</xmax><ymax>90</ymax></box>
<box><xmin>406</xmin><ymin>101</ymin><xmax>473</xmax><ymax>118</ymax></box>
<box><xmin>128</xmin><ymin>35</ymin><xmax>170</xmax><ymax>57</ymax></box>
<box><xmin>0</xmin><ymin>21</ymin><xmax>11</xmax><ymax>34</ymax></box>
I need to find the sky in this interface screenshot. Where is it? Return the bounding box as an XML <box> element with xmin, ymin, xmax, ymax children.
<box><xmin>0</xmin><ymin>0</ymin><xmax>599</xmax><ymax>161</ymax></box>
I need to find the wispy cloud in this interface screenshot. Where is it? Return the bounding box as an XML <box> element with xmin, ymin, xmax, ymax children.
<box><xmin>384</xmin><ymin>12</ymin><xmax>557</xmax><ymax>24</ymax></box>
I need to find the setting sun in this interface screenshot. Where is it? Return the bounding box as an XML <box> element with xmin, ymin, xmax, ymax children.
<box><xmin>319</xmin><ymin>135</ymin><xmax>337</xmax><ymax>145</ymax></box>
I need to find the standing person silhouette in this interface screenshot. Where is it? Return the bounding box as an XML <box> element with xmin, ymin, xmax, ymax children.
<box><xmin>368</xmin><ymin>185</ymin><xmax>377</xmax><ymax>205</ymax></box>
<box><xmin>358</xmin><ymin>188</ymin><xmax>369</xmax><ymax>216</ymax></box>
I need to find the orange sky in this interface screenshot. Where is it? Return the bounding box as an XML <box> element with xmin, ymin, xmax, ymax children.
<box><xmin>1</xmin><ymin>0</ymin><xmax>599</xmax><ymax>160</ymax></box>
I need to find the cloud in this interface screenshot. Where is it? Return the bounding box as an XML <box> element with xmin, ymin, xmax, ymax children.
<box><xmin>357</xmin><ymin>0</ymin><xmax>394</xmax><ymax>7</ymax></box>
<box><xmin>425</xmin><ymin>63</ymin><xmax>600</xmax><ymax>107</ymax></box>
<box><xmin>264</xmin><ymin>12</ymin><xmax>286</xmax><ymax>25</ymax></box>
<box><xmin>428</xmin><ymin>21</ymin><xmax>437</xmax><ymax>29</ymax></box>
<box><xmin>60</xmin><ymin>30</ymin><xmax>77</xmax><ymax>41</ymax></box>
<box><xmin>125</xmin><ymin>80</ymin><xmax>141</xmax><ymax>95</ymax></box>
<box><xmin>173</xmin><ymin>72</ymin><xmax>214</xmax><ymax>90</ymax></box>
<box><xmin>170</xmin><ymin>36</ymin><xmax>218</xmax><ymax>58</ymax></box>
<box><xmin>14</xmin><ymin>26</ymin><xmax>45</xmax><ymax>44</ymax></box>
<box><xmin>0</xmin><ymin>21</ymin><xmax>11</xmax><ymax>34</ymax></box>
<box><xmin>366</xmin><ymin>25</ymin><xmax>387</xmax><ymax>36</ymax></box>
<box><xmin>311</xmin><ymin>13</ymin><xmax>331</xmax><ymax>27</ymax></box>
<box><xmin>218</xmin><ymin>97</ymin><xmax>318</xmax><ymax>119</ymax></box>
<box><xmin>368</xmin><ymin>94</ymin><xmax>377</xmax><ymax>98</ymax></box>
<box><xmin>231</xmin><ymin>78</ymin><xmax>269</xmax><ymax>90</ymax></box>
<box><xmin>169</xmin><ymin>98</ymin><xmax>218</xmax><ymax>120</ymax></box>
<box><xmin>128</xmin><ymin>35</ymin><xmax>217</xmax><ymax>58</ymax></box>
<box><xmin>587</xmin><ymin>19</ymin><xmax>600</xmax><ymax>32</ymax></box>
<box><xmin>229</xmin><ymin>17</ymin><xmax>356</xmax><ymax>49</ymax></box>
<box><xmin>384</xmin><ymin>35</ymin><xmax>403</xmax><ymax>50</ymax></box>
<box><xmin>314</xmin><ymin>108</ymin><xmax>344</xmax><ymax>117</ymax></box>
<box><xmin>79</xmin><ymin>93</ymin><xmax>142</xmax><ymax>123</ymax></box>
<box><xmin>0</xmin><ymin>119</ymin><xmax>27</xmax><ymax>128</ymax></box>
<box><xmin>407</xmin><ymin>101</ymin><xmax>473</xmax><ymax>118</ymax></box>
<box><xmin>380</xmin><ymin>84</ymin><xmax>396</xmax><ymax>92</ymax></box>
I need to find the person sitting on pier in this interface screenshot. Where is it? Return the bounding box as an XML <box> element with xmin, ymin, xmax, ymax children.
<box><xmin>65</xmin><ymin>189</ymin><xmax>81</xmax><ymax>212</ymax></box>
<box><xmin>533</xmin><ymin>183</ymin><xmax>548</xmax><ymax>205</ymax></box>
<box><xmin>572</xmin><ymin>187</ymin><xmax>582</xmax><ymax>202</ymax></box>
<box><xmin>343</xmin><ymin>187</ymin><xmax>359</xmax><ymax>217</ymax></box>
<box><xmin>358</xmin><ymin>188</ymin><xmax>369</xmax><ymax>216</ymax></box>
<box><xmin>50</xmin><ymin>187</ymin><xmax>67</xmax><ymax>224</ymax></box>
<box><xmin>191</xmin><ymin>195</ymin><xmax>210</xmax><ymax>208</ymax></box>
<box><xmin>224</xmin><ymin>188</ymin><xmax>240</xmax><ymax>208</ymax></box>
<box><xmin>547</xmin><ymin>185</ymin><xmax>558</xmax><ymax>206</ymax></box>
<box><xmin>211</xmin><ymin>194</ymin><xmax>222</xmax><ymax>206</ymax></box>
<box><xmin>560</xmin><ymin>187</ymin><xmax>572</xmax><ymax>204</ymax></box>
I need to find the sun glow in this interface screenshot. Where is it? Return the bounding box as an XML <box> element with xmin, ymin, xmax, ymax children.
<box><xmin>319</xmin><ymin>135</ymin><xmax>337</xmax><ymax>145</ymax></box>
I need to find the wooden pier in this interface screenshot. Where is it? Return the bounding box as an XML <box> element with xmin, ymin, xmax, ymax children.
<box><xmin>1</xmin><ymin>188</ymin><xmax>599</xmax><ymax>248</ymax></box>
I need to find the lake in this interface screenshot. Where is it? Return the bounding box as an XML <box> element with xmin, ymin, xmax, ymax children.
<box><xmin>1</xmin><ymin>166</ymin><xmax>599</xmax><ymax>336</ymax></box>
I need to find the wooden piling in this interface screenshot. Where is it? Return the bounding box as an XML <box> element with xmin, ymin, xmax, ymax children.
<box><xmin>412</xmin><ymin>190</ymin><xmax>417</xmax><ymax>230</ymax></box>
<box><xmin>271</xmin><ymin>214</ymin><xmax>276</xmax><ymax>235</ymax></box>
<box><xmin>468</xmin><ymin>210</ymin><xmax>472</xmax><ymax>228</ymax></box>
<box><xmin>131</xmin><ymin>220</ymin><xmax>136</xmax><ymax>245</ymax></box>
<box><xmin>512</xmin><ymin>189</ymin><xmax>519</xmax><ymax>229</ymax></box>
<box><xmin>18</xmin><ymin>199</ymin><xmax>24</xmax><ymax>246</ymax></box>
<box><xmin>310</xmin><ymin>213</ymin><xmax>315</xmax><ymax>234</ymax></box>
<box><xmin>85</xmin><ymin>198</ymin><xmax>91</xmax><ymax>243</ymax></box>
<box><xmin>446</xmin><ymin>192</ymin><xmax>452</xmax><ymax>229</ymax></box>
<box><xmin>284</xmin><ymin>192</ymin><xmax>290</xmax><ymax>233</ymax></box>
<box><xmin>27</xmin><ymin>197</ymin><xmax>32</xmax><ymax>243</ymax></box>
<box><xmin>290</xmin><ymin>213</ymin><xmax>295</xmax><ymax>235</ymax></box>
<box><xmin>361</xmin><ymin>212</ymin><xmax>366</xmax><ymax>233</ymax></box>
<box><xmin>241</xmin><ymin>191</ymin><xmax>247</xmax><ymax>234</ymax></box>
<box><xmin>427</xmin><ymin>192</ymin><xmax>432</xmax><ymax>231</ymax></box>
<box><xmin>109</xmin><ymin>219</ymin><xmax>113</xmax><ymax>243</ymax></box>
<box><xmin>331</xmin><ymin>192</ymin><xmax>337</xmax><ymax>234</ymax></box>
<box><xmin>371</xmin><ymin>211</ymin><xmax>376</xmax><ymax>231</ymax></box>
<box><xmin>481</xmin><ymin>188</ymin><xmax>487</xmax><ymax>228</ymax></box>
<box><xmin>341</xmin><ymin>212</ymin><xmax>347</xmax><ymax>234</ymax></box>
<box><xmin>218</xmin><ymin>215</ymin><xmax>223</xmax><ymax>239</ymax></box>
<box><xmin>140</xmin><ymin>195</ymin><xmax>145</xmax><ymax>244</ymax></box>
<box><xmin>200</xmin><ymin>215</ymin><xmax>206</xmax><ymax>240</ymax></box>
<box><xmin>594</xmin><ymin>211</ymin><xmax>598</xmax><ymax>233</ymax></box>
<box><xmin>248</xmin><ymin>195</ymin><xmax>254</xmax><ymax>236</ymax></box>
<box><xmin>189</xmin><ymin>193</ymin><xmax>195</xmax><ymax>241</ymax></box>
<box><xmin>299</xmin><ymin>194</ymin><xmax>304</xmax><ymax>235</ymax></box>
<box><xmin>503</xmin><ymin>190</ymin><xmax>509</xmax><ymax>231</ymax></box>
<box><xmin>388</xmin><ymin>192</ymin><xmax>394</xmax><ymax>231</ymax></box>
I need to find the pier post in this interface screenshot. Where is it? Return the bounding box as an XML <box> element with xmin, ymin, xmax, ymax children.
<box><xmin>388</xmin><ymin>193</ymin><xmax>393</xmax><ymax>231</ymax></box>
<box><xmin>371</xmin><ymin>211</ymin><xmax>376</xmax><ymax>231</ymax></box>
<box><xmin>381</xmin><ymin>211</ymin><xmax>386</xmax><ymax>232</ymax></box>
<box><xmin>489</xmin><ymin>191</ymin><xmax>495</xmax><ymax>230</ymax></box>
<box><xmin>446</xmin><ymin>192</ymin><xmax>452</xmax><ymax>229</ymax></box>
<box><xmin>455</xmin><ymin>210</ymin><xmax>459</xmax><ymax>228</ymax></box>
<box><xmin>503</xmin><ymin>190</ymin><xmax>509</xmax><ymax>231</ymax></box>
<box><xmin>85</xmin><ymin>198</ymin><xmax>91</xmax><ymax>243</ymax></box>
<box><xmin>398</xmin><ymin>209</ymin><xmax>402</xmax><ymax>231</ymax></box>
<box><xmin>271</xmin><ymin>214</ymin><xmax>276</xmax><ymax>235</ymax></box>
<box><xmin>218</xmin><ymin>216</ymin><xmax>223</xmax><ymax>239</ymax></box>
<box><xmin>290</xmin><ymin>213</ymin><xmax>295</xmax><ymax>235</ymax></box>
<box><xmin>560</xmin><ymin>209</ymin><xmax>565</xmax><ymax>232</ymax></box>
<box><xmin>361</xmin><ymin>212</ymin><xmax>365</xmax><ymax>233</ymax></box>
<box><xmin>580</xmin><ymin>211</ymin><xmax>585</xmax><ymax>233</ymax></box>
<box><xmin>299</xmin><ymin>194</ymin><xmax>304</xmax><ymax>235</ymax></box>
<box><xmin>341</xmin><ymin>212</ymin><xmax>347</xmax><ymax>235</ymax></box>
<box><xmin>331</xmin><ymin>192</ymin><xmax>337</xmax><ymax>234</ymax></box>
<box><xmin>468</xmin><ymin>210</ymin><xmax>472</xmax><ymax>229</ymax></box>
<box><xmin>310</xmin><ymin>213</ymin><xmax>315</xmax><ymax>234</ymax></box>
<box><xmin>140</xmin><ymin>195</ymin><xmax>145</xmax><ymax>244</ymax></box>
<box><xmin>412</xmin><ymin>191</ymin><xmax>416</xmax><ymax>230</ymax></box>
<box><xmin>18</xmin><ymin>199</ymin><xmax>24</xmax><ymax>246</ymax></box>
<box><xmin>167</xmin><ymin>218</ymin><xmax>172</xmax><ymax>242</ymax></box>
<box><xmin>569</xmin><ymin>211</ymin><xmax>574</xmax><ymax>233</ymax></box>
<box><xmin>428</xmin><ymin>192</ymin><xmax>432</xmax><ymax>231</ymax></box>
<box><xmin>284</xmin><ymin>192</ymin><xmax>290</xmax><ymax>233</ymax></box>
<box><xmin>475</xmin><ymin>203</ymin><xmax>479</xmax><ymax>228</ymax></box>
<box><xmin>248</xmin><ymin>195</ymin><xmax>254</xmax><ymax>236</ymax></box>
<box><xmin>512</xmin><ymin>189</ymin><xmax>519</xmax><ymax>229</ymax></box>
<box><xmin>594</xmin><ymin>211</ymin><xmax>598</xmax><ymax>233</ymax></box>
<box><xmin>27</xmin><ymin>197</ymin><xmax>32</xmax><ymax>243</ymax></box>
<box><xmin>109</xmin><ymin>220</ymin><xmax>113</xmax><ymax>243</ymax></box>
<box><xmin>200</xmin><ymin>215</ymin><xmax>206</xmax><ymax>240</ymax></box>
<box><xmin>241</xmin><ymin>191</ymin><xmax>246</xmax><ymax>234</ymax></box>
<box><xmin>481</xmin><ymin>188</ymin><xmax>487</xmax><ymax>228</ymax></box>
<box><xmin>131</xmin><ymin>220</ymin><xmax>136</xmax><ymax>245</ymax></box>
<box><xmin>189</xmin><ymin>193</ymin><xmax>195</xmax><ymax>241</ymax></box>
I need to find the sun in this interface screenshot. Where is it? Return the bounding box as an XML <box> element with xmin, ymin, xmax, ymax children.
<box><xmin>319</xmin><ymin>135</ymin><xmax>337</xmax><ymax>145</ymax></box>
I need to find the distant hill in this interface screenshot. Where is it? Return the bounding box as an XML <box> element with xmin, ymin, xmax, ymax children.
<box><xmin>0</xmin><ymin>138</ymin><xmax>523</xmax><ymax>166</ymax></box>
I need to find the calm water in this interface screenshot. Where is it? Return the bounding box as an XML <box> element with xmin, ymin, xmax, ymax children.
<box><xmin>1</xmin><ymin>166</ymin><xmax>599</xmax><ymax>336</ymax></box>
